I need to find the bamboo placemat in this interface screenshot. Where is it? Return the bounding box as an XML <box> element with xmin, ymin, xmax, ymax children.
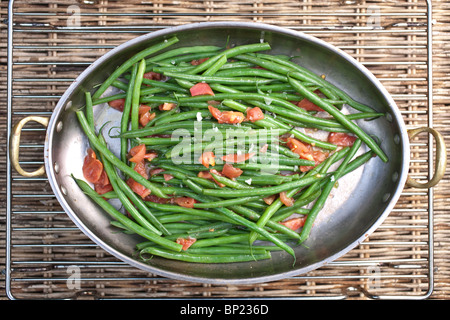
<box><xmin>1</xmin><ymin>0</ymin><xmax>449</xmax><ymax>300</ymax></box>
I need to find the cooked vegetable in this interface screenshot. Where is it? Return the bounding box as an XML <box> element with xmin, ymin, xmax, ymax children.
<box><xmin>73</xmin><ymin>38</ymin><xmax>386</xmax><ymax>264</ymax></box>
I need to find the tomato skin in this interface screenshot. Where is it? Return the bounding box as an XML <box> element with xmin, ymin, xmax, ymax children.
<box><xmin>159</xmin><ymin>102</ymin><xmax>177</xmax><ymax>111</ymax></box>
<box><xmin>128</xmin><ymin>144</ymin><xmax>147</xmax><ymax>163</ymax></box>
<box><xmin>246</xmin><ymin>107</ymin><xmax>265</xmax><ymax>122</ymax></box>
<box><xmin>163</xmin><ymin>173</ymin><xmax>174</xmax><ymax>181</ymax></box>
<box><xmin>286</xmin><ymin>137</ymin><xmax>314</xmax><ymax>161</ymax></box>
<box><xmin>143</xmin><ymin>71</ymin><xmax>161</xmax><ymax>81</ymax></box>
<box><xmin>263</xmin><ymin>195</ymin><xmax>276</xmax><ymax>205</ymax></box>
<box><xmin>297</xmin><ymin>98</ymin><xmax>324</xmax><ymax>112</ymax></box>
<box><xmin>133</xmin><ymin>160</ymin><xmax>148</xmax><ymax>179</ymax></box>
<box><xmin>328</xmin><ymin>132</ymin><xmax>357</xmax><ymax>147</ymax></box>
<box><xmin>176</xmin><ymin>237</ymin><xmax>197</xmax><ymax>250</ymax></box>
<box><xmin>199</xmin><ymin>151</ymin><xmax>215</xmax><ymax>168</ymax></box>
<box><xmin>82</xmin><ymin>149</ymin><xmax>104</xmax><ymax>183</ymax></box>
<box><xmin>173</xmin><ymin>197</ymin><xmax>196</xmax><ymax>208</ymax></box>
<box><xmin>93</xmin><ymin>170</ymin><xmax>113</xmax><ymax>195</ymax></box>
<box><xmin>208</xmin><ymin>105</ymin><xmax>245</xmax><ymax>124</ymax></box>
<box><xmin>108</xmin><ymin>98</ymin><xmax>126</xmax><ymax>112</ymax></box>
<box><xmin>190</xmin><ymin>57</ymin><xmax>209</xmax><ymax>65</ymax></box>
<box><xmin>138</xmin><ymin>104</ymin><xmax>155</xmax><ymax>127</ymax></box>
<box><xmin>280</xmin><ymin>217</ymin><xmax>307</xmax><ymax>231</ymax></box>
<box><xmin>279</xmin><ymin>191</ymin><xmax>294</xmax><ymax>207</ymax></box>
<box><xmin>198</xmin><ymin>171</ymin><xmax>213</xmax><ymax>180</ymax></box>
<box><xmin>190</xmin><ymin>83</ymin><xmax>215</xmax><ymax>96</ymax></box>
<box><xmin>144</xmin><ymin>194</ymin><xmax>171</xmax><ymax>204</ymax></box>
<box><xmin>221</xmin><ymin>163</ymin><xmax>243</xmax><ymax>179</ymax></box>
<box><xmin>222</xmin><ymin>152</ymin><xmax>255</xmax><ymax>163</ymax></box>
<box><xmin>126</xmin><ymin>178</ymin><xmax>151</xmax><ymax>199</ymax></box>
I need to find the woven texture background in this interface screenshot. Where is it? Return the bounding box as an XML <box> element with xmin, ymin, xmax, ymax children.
<box><xmin>0</xmin><ymin>0</ymin><xmax>449</xmax><ymax>300</ymax></box>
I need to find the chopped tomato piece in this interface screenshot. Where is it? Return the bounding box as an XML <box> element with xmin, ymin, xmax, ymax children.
<box><xmin>300</xmin><ymin>150</ymin><xmax>329</xmax><ymax>172</ymax></box>
<box><xmin>133</xmin><ymin>159</ymin><xmax>148</xmax><ymax>179</ymax></box>
<box><xmin>280</xmin><ymin>217</ymin><xmax>307</xmax><ymax>231</ymax></box>
<box><xmin>260</xmin><ymin>143</ymin><xmax>269</xmax><ymax>153</ymax></box>
<box><xmin>144</xmin><ymin>194</ymin><xmax>171</xmax><ymax>204</ymax></box>
<box><xmin>246</xmin><ymin>107</ymin><xmax>265</xmax><ymax>122</ymax></box>
<box><xmin>190</xmin><ymin>57</ymin><xmax>209</xmax><ymax>65</ymax></box>
<box><xmin>297</xmin><ymin>98</ymin><xmax>324</xmax><ymax>112</ymax></box>
<box><xmin>222</xmin><ymin>152</ymin><xmax>255</xmax><ymax>163</ymax></box>
<box><xmin>198</xmin><ymin>151</ymin><xmax>215</xmax><ymax>168</ymax></box>
<box><xmin>173</xmin><ymin>197</ymin><xmax>196</xmax><ymax>208</ymax></box>
<box><xmin>126</xmin><ymin>177</ymin><xmax>151</xmax><ymax>199</ymax></box>
<box><xmin>108</xmin><ymin>98</ymin><xmax>126</xmax><ymax>112</ymax></box>
<box><xmin>93</xmin><ymin>170</ymin><xmax>113</xmax><ymax>195</ymax></box>
<box><xmin>163</xmin><ymin>173</ymin><xmax>174</xmax><ymax>181</ymax></box>
<box><xmin>149</xmin><ymin>168</ymin><xmax>165</xmax><ymax>176</ymax></box>
<box><xmin>143</xmin><ymin>152</ymin><xmax>158</xmax><ymax>161</ymax></box>
<box><xmin>221</xmin><ymin>163</ymin><xmax>243</xmax><ymax>179</ymax></box>
<box><xmin>94</xmin><ymin>181</ymin><xmax>114</xmax><ymax>195</ymax></box>
<box><xmin>198</xmin><ymin>171</ymin><xmax>213</xmax><ymax>180</ymax></box>
<box><xmin>143</xmin><ymin>71</ymin><xmax>162</xmax><ymax>81</ymax></box>
<box><xmin>208</xmin><ymin>105</ymin><xmax>245</xmax><ymax>124</ymax></box>
<box><xmin>263</xmin><ymin>195</ymin><xmax>276</xmax><ymax>206</ymax></box>
<box><xmin>286</xmin><ymin>137</ymin><xmax>315</xmax><ymax>161</ymax></box>
<box><xmin>279</xmin><ymin>191</ymin><xmax>294</xmax><ymax>207</ymax></box>
<box><xmin>138</xmin><ymin>104</ymin><xmax>155</xmax><ymax>127</ymax></box>
<box><xmin>328</xmin><ymin>132</ymin><xmax>357</xmax><ymax>147</ymax></box>
<box><xmin>82</xmin><ymin>151</ymin><xmax>104</xmax><ymax>184</ymax></box>
<box><xmin>190</xmin><ymin>82</ymin><xmax>215</xmax><ymax>96</ymax></box>
<box><xmin>128</xmin><ymin>144</ymin><xmax>147</xmax><ymax>163</ymax></box>
<box><xmin>176</xmin><ymin>237</ymin><xmax>197</xmax><ymax>250</ymax></box>
<box><xmin>159</xmin><ymin>102</ymin><xmax>177</xmax><ymax>111</ymax></box>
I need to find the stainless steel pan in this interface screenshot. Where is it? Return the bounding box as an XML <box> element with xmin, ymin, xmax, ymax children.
<box><xmin>10</xmin><ymin>22</ymin><xmax>446</xmax><ymax>284</ymax></box>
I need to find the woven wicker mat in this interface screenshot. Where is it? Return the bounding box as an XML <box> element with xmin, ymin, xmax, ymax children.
<box><xmin>0</xmin><ymin>0</ymin><xmax>449</xmax><ymax>300</ymax></box>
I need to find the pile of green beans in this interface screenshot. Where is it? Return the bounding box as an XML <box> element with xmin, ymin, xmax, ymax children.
<box><xmin>73</xmin><ymin>36</ymin><xmax>386</xmax><ymax>264</ymax></box>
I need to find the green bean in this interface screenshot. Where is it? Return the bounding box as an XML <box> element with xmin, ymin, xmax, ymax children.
<box><xmin>140</xmin><ymin>246</ymin><xmax>271</xmax><ymax>263</ymax></box>
<box><xmin>287</xmin><ymin>76</ymin><xmax>388</xmax><ymax>162</ymax></box>
<box><xmin>202</xmin><ymin>174</ymin><xmax>323</xmax><ymax>198</ymax></box>
<box><xmin>202</xmin><ymin>54</ymin><xmax>227</xmax><ymax>76</ymax></box>
<box><xmin>101</xmin><ymin>152</ymin><xmax>163</xmax><ymax>235</ymax></box>
<box><xmin>132</xmin><ymin>59</ymin><xmax>147</xmax><ymax>133</ymax></box>
<box><xmin>193</xmin><ymin>196</ymin><xmax>264</xmax><ymax>209</ymax></box>
<box><xmin>73</xmin><ymin>177</ymin><xmax>182</xmax><ymax>252</ymax></box>
<box><xmin>230</xmin><ymin>205</ymin><xmax>302</xmax><ymax>241</ymax></box>
<box><xmin>186</xmin><ymin>42</ymin><xmax>272</xmax><ymax>75</ymax></box>
<box><xmin>215</xmin><ymin>67</ymin><xmax>288</xmax><ymax>82</ymax></box>
<box><xmin>140</xmin><ymin>78</ymin><xmax>189</xmax><ymax>93</ymax></box>
<box><xmin>144</xmin><ymin>201</ymin><xmax>236</xmax><ymax>224</ymax></box>
<box><xmin>163</xmin><ymin>71</ymin><xmax>275</xmax><ymax>86</ymax></box>
<box><xmin>84</xmin><ymin>91</ymin><xmax>95</xmax><ymax>132</ymax></box>
<box><xmin>115</xmin><ymin>177</ymin><xmax>171</xmax><ymax>236</ymax></box>
<box><xmin>120</xmin><ymin>63</ymin><xmax>138</xmax><ymax>163</ymax></box>
<box><xmin>76</xmin><ymin>110</ymin><xmax>169</xmax><ymax>198</ymax></box>
<box><xmin>146</xmin><ymin>45</ymin><xmax>222</xmax><ymax>64</ymax></box>
<box><xmin>92</xmin><ymin>36</ymin><xmax>179</xmax><ymax>100</ymax></box>
<box><xmin>154</xmin><ymin>109</ymin><xmax>211</xmax><ymax>126</ymax></box>
<box><xmin>299</xmin><ymin>139</ymin><xmax>362</xmax><ymax>243</ymax></box>
<box><xmin>185</xmin><ymin>247</ymin><xmax>269</xmax><ymax>255</ymax></box>
<box><xmin>187</xmin><ymin>221</ymin><xmax>234</xmax><ymax>234</ymax></box>
<box><xmin>118</xmin><ymin>120</ymin><xmax>254</xmax><ymax>139</ymax></box>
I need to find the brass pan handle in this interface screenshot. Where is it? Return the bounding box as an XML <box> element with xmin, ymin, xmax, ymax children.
<box><xmin>10</xmin><ymin>116</ymin><xmax>49</xmax><ymax>177</ymax></box>
<box><xmin>406</xmin><ymin>127</ymin><xmax>447</xmax><ymax>189</ymax></box>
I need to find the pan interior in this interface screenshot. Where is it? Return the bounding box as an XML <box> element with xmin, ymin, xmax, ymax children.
<box><xmin>46</xmin><ymin>23</ymin><xmax>408</xmax><ymax>283</ymax></box>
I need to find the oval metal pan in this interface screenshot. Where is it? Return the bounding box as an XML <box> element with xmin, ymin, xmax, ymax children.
<box><xmin>44</xmin><ymin>22</ymin><xmax>410</xmax><ymax>284</ymax></box>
